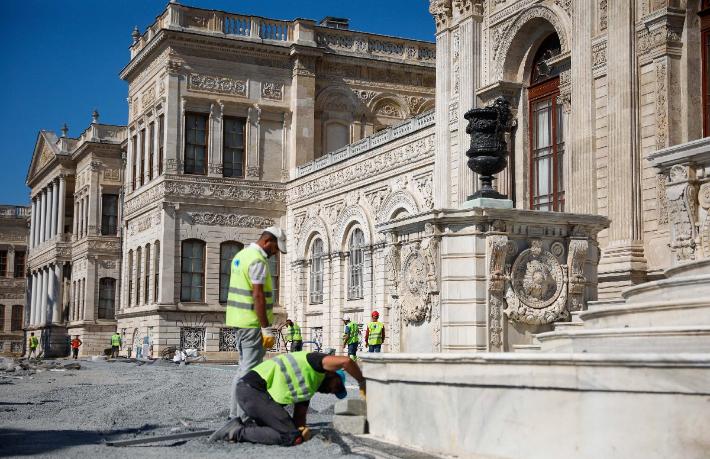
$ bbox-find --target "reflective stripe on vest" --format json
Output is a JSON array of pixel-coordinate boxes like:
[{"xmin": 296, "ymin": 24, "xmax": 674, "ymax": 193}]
[
  {"xmin": 225, "ymin": 246, "xmax": 274, "ymax": 328},
  {"xmin": 288, "ymin": 324, "xmax": 302, "ymax": 342},
  {"xmin": 111, "ymin": 335, "xmax": 121, "ymax": 346},
  {"xmin": 253, "ymin": 351, "xmax": 326, "ymax": 405},
  {"xmin": 346, "ymin": 322, "xmax": 359, "ymax": 344},
  {"xmin": 29, "ymin": 337, "xmax": 38, "ymax": 348},
  {"xmin": 367, "ymin": 322, "xmax": 384, "ymax": 345}
]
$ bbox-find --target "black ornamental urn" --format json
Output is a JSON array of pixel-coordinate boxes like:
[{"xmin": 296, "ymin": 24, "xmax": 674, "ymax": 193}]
[{"xmin": 463, "ymin": 97, "xmax": 513, "ymax": 200}]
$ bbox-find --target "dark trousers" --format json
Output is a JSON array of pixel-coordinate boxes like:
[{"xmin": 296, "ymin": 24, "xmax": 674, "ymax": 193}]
[
  {"xmin": 347, "ymin": 343, "xmax": 358, "ymax": 357},
  {"xmin": 290, "ymin": 341, "xmax": 303, "ymax": 352},
  {"xmin": 72, "ymin": 348, "xmax": 79, "ymax": 359},
  {"xmin": 236, "ymin": 381, "xmax": 300, "ymax": 446},
  {"xmin": 111, "ymin": 346, "xmax": 119, "ymax": 358},
  {"xmin": 368, "ymin": 344, "xmax": 382, "ymax": 352}
]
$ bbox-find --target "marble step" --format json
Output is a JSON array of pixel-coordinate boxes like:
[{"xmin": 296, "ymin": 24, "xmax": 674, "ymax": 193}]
[
  {"xmin": 664, "ymin": 258, "xmax": 710, "ymax": 279},
  {"xmin": 552, "ymin": 321, "xmax": 585, "ymax": 331},
  {"xmin": 535, "ymin": 325, "xmax": 710, "ymax": 354},
  {"xmin": 586, "ymin": 299, "xmax": 626, "ymax": 311},
  {"xmin": 620, "ymin": 274, "xmax": 710, "ymax": 304},
  {"xmin": 511, "ymin": 344, "xmax": 541, "ymax": 352},
  {"xmin": 578, "ymin": 298, "xmax": 710, "ymax": 329}
]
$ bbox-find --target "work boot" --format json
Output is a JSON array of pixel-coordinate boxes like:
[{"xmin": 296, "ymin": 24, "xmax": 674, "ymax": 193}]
[
  {"xmin": 209, "ymin": 417, "xmax": 243, "ymax": 442},
  {"xmin": 298, "ymin": 426, "xmax": 312, "ymax": 442}
]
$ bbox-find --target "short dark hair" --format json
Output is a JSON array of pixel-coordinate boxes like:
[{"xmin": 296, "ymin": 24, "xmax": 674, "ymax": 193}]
[{"xmin": 260, "ymin": 231, "xmax": 277, "ymax": 243}]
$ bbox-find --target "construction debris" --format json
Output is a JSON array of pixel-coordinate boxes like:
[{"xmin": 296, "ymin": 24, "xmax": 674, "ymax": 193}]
[{"xmin": 332, "ymin": 399, "xmax": 368, "ymax": 435}]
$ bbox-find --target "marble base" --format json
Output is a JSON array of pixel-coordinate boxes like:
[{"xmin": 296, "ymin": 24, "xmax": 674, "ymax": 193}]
[{"xmin": 461, "ymin": 197, "xmax": 513, "ymax": 209}]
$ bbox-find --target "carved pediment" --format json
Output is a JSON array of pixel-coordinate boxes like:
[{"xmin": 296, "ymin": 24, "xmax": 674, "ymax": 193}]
[{"xmin": 27, "ymin": 131, "xmax": 60, "ymax": 183}]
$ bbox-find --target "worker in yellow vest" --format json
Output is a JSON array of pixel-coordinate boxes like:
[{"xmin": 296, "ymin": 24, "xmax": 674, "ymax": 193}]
[
  {"xmin": 28, "ymin": 332, "xmax": 39, "ymax": 358},
  {"xmin": 226, "ymin": 226, "xmax": 287, "ymax": 421},
  {"xmin": 365, "ymin": 310, "xmax": 385, "ymax": 352},
  {"xmin": 284, "ymin": 319, "xmax": 303, "ymax": 352},
  {"xmin": 210, "ymin": 351, "xmax": 366, "ymax": 445},
  {"xmin": 342, "ymin": 316, "xmax": 360, "ymax": 360},
  {"xmin": 110, "ymin": 332, "xmax": 122, "ymax": 358}
]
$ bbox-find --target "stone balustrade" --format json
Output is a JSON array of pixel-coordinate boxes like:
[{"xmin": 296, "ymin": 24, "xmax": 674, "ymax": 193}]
[
  {"xmin": 650, "ymin": 136, "xmax": 710, "ymax": 265},
  {"xmin": 0, "ymin": 206, "xmax": 30, "ymax": 219}
]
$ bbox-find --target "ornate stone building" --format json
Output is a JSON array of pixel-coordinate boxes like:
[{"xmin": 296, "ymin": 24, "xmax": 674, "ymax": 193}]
[{"xmin": 0, "ymin": 206, "xmax": 29, "ymax": 356}]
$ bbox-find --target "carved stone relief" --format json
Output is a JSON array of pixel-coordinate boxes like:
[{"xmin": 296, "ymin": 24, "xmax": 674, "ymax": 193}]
[
  {"xmin": 666, "ymin": 166, "xmax": 698, "ymax": 262},
  {"xmin": 262, "ymin": 81, "xmax": 283, "ymax": 101},
  {"xmin": 187, "ymin": 73, "xmax": 247, "ymax": 97},
  {"xmin": 190, "ymin": 213, "xmax": 274, "ymax": 228}
]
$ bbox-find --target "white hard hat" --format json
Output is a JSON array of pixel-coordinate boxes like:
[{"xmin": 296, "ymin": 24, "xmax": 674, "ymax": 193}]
[
  {"xmin": 342, "ymin": 316, "xmax": 350, "ymax": 322},
  {"xmin": 264, "ymin": 226, "xmax": 287, "ymax": 254}
]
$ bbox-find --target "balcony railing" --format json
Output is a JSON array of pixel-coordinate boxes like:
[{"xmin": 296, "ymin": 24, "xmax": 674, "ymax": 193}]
[{"xmin": 0, "ymin": 206, "xmax": 30, "ymax": 219}]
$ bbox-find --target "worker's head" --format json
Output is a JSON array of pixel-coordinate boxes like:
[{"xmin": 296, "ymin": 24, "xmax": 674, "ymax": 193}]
[
  {"xmin": 74, "ymin": 335, "xmax": 79, "ymax": 339},
  {"xmin": 30, "ymin": 332, "xmax": 34, "ymax": 336},
  {"xmin": 371, "ymin": 311, "xmax": 379, "ymax": 319},
  {"xmin": 318, "ymin": 369, "xmax": 348, "ymax": 399},
  {"xmin": 258, "ymin": 226, "xmax": 287, "ymax": 257},
  {"xmin": 342, "ymin": 316, "xmax": 350, "ymax": 323},
  {"xmin": 286, "ymin": 319, "xmax": 293, "ymax": 326}
]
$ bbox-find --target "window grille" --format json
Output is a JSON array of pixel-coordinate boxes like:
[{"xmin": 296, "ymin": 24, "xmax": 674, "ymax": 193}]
[
  {"xmin": 347, "ymin": 229, "xmax": 365, "ymax": 299},
  {"xmin": 309, "ymin": 239, "xmax": 324, "ymax": 304}
]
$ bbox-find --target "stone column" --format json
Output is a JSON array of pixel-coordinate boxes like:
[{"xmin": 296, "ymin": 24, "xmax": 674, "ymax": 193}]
[
  {"xmin": 598, "ymin": 0, "xmax": 647, "ymax": 294},
  {"xmin": 29, "ymin": 199, "xmax": 36, "ymax": 249},
  {"xmin": 208, "ymin": 102, "xmax": 224, "ymax": 177},
  {"xmin": 39, "ymin": 188, "xmax": 46, "ymax": 243},
  {"xmin": 84, "ymin": 258, "xmax": 96, "ymax": 322},
  {"xmin": 6, "ymin": 247, "xmax": 14, "ymax": 279},
  {"xmin": 431, "ymin": 5, "xmax": 452, "ymax": 208},
  {"xmin": 288, "ymin": 53, "xmax": 317, "ymax": 172},
  {"xmin": 50, "ymin": 180, "xmax": 58, "ymax": 239},
  {"xmin": 89, "ymin": 164, "xmax": 100, "ymax": 235},
  {"xmin": 40, "ymin": 268, "xmax": 48, "ymax": 325},
  {"xmin": 52, "ymin": 264, "xmax": 62, "ymax": 324},
  {"xmin": 57, "ymin": 176, "xmax": 66, "ymax": 235},
  {"xmin": 72, "ymin": 199, "xmax": 78, "ymax": 238},
  {"xmin": 83, "ymin": 196, "xmax": 89, "ymax": 237},
  {"xmin": 29, "ymin": 272, "xmax": 37, "ymax": 325},
  {"xmin": 246, "ymin": 105, "xmax": 262, "ymax": 179},
  {"xmin": 158, "ymin": 203, "xmax": 176, "ymax": 304},
  {"xmin": 48, "ymin": 264, "xmax": 56, "ymax": 323}
]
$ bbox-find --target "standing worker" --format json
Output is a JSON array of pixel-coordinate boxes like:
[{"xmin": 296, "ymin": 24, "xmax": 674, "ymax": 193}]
[
  {"xmin": 284, "ymin": 319, "xmax": 303, "ymax": 352},
  {"xmin": 211, "ymin": 351, "xmax": 366, "ymax": 445},
  {"xmin": 365, "ymin": 311, "xmax": 385, "ymax": 352},
  {"xmin": 342, "ymin": 316, "xmax": 359, "ymax": 360},
  {"xmin": 226, "ymin": 226, "xmax": 287, "ymax": 421},
  {"xmin": 70, "ymin": 335, "xmax": 82, "ymax": 359},
  {"xmin": 28, "ymin": 332, "xmax": 39, "ymax": 358},
  {"xmin": 110, "ymin": 331, "xmax": 122, "ymax": 358}
]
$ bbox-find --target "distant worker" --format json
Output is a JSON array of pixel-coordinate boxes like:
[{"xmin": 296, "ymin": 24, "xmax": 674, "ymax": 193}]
[
  {"xmin": 211, "ymin": 351, "xmax": 366, "ymax": 446},
  {"xmin": 70, "ymin": 335, "xmax": 83, "ymax": 359},
  {"xmin": 342, "ymin": 316, "xmax": 359, "ymax": 360},
  {"xmin": 284, "ymin": 319, "xmax": 303, "ymax": 352},
  {"xmin": 226, "ymin": 226, "xmax": 287, "ymax": 421},
  {"xmin": 365, "ymin": 311, "xmax": 385, "ymax": 352},
  {"xmin": 111, "ymin": 331, "xmax": 122, "ymax": 358},
  {"xmin": 28, "ymin": 332, "xmax": 39, "ymax": 358}
]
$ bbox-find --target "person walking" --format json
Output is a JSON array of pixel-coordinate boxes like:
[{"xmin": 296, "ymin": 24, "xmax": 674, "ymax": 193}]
[
  {"xmin": 70, "ymin": 335, "xmax": 82, "ymax": 359},
  {"xmin": 284, "ymin": 319, "xmax": 303, "ymax": 352},
  {"xmin": 210, "ymin": 351, "xmax": 366, "ymax": 446},
  {"xmin": 28, "ymin": 332, "xmax": 39, "ymax": 358},
  {"xmin": 110, "ymin": 331, "xmax": 122, "ymax": 358},
  {"xmin": 226, "ymin": 226, "xmax": 287, "ymax": 420},
  {"xmin": 342, "ymin": 316, "xmax": 359, "ymax": 360},
  {"xmin": 365, "ymin": 310, "xmax": 385, "ymax": 352}
]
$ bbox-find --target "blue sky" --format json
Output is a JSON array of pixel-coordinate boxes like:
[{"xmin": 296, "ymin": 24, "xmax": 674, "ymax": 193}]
[{"xmin": 0, "ymin": 0, "xmax": 435, "ymax": 205}]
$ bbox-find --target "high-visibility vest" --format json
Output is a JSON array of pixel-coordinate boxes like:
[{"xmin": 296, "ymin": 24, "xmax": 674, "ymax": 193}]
[
  {"xmin": 253, "ymin": 351, "xmax": 326, "ymax": 405},
  {"xmin": 367, "ymin": 321, "xmax": 384, "ymax": 345},
  {"xmin": 111, "ymin": 334, "xmax": 121, "ymax": 346},
  {"xmin": 225, "ymin": 246, "xmax": 274, "ymax": 329},
  {"xmin": 345, "ymin": 322, "xmax": 359, "ymax": 344},
  {"xmin": 29, "ymin": 336, "xmax": 38, "ymax": 348},
  {"xmin": 287, "ymin": 323, "xmax": 302, "ymax": 342}
]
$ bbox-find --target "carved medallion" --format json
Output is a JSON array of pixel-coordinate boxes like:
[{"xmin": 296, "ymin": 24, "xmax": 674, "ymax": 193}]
[{"xmin": 400, "ymin": 250, "xmax": 430, "ymax": 324}]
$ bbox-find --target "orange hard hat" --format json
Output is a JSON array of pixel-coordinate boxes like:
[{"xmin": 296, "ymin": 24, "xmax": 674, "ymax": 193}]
[{"xmin": 371, "ymin": 310, "xmax": 379, "ymax": 318}]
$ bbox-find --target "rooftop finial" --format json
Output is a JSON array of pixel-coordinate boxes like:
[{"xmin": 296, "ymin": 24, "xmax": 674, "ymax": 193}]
[
  {"xmin": 132, "ymin": 25, "xmax": 140, "ymax": 44},
  {"xmin": 61, "ymin": 123, "xmax": 68, "ymax": 138},
  {"xmin": 92, "ymin": 109, "xmax": 99, "ymax": 124}
]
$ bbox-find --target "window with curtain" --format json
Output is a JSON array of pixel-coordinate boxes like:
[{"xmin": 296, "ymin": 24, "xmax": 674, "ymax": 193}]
[
  {"xmin": 13, "ymin": 251, "xmax": 25, "ymax": 278},
  {"xmin": 144, "ymin": 244, "xmax": 151, "ymax": 304},
  {"xmin": 219, "ymin": 241, "xmax": 244, "ymax": 303},
  {"xmin": 185, "ymin": 113, "xmax": 208, "ymax": 175},
  {"xmin": 528, "ymin": 34, "xmax": 564, "ymax": 212},
  {"xmin": 101, "ymin": 194, "xmax": 119, "ymax": 236},
  {"xmin": 98, "ymin": 278, "xmax": 116, "ymax": 319},
  {"xmin": 148, "ymin": 122, "xmax": 155, "ymax": 181},
  {"xmin": 223, "ymin": 117, "xmax": 246, "ymax": 178},
  {"xmin": 181, "ymin": 239, "xmax": 206, "ymax": 302},
  {"xmin": 136, "ymin": 247, "xmax": 142, "ymax": 305},
  {"xmin": 11, "ymin": 305, "xmax": 23, "ymax": 331},
  {"xmin": 347, "ymin": 228, "xmax": 365, "ymax": 300},
  {"xmin": 309, "ymin": 238, "xmax": 324, "ymax": 304}
]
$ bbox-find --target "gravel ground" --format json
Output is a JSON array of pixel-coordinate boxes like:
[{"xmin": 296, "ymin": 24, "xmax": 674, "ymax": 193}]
[{"xmin": 0, "ymin": 358, "xmax": 368, "ymax": 458}]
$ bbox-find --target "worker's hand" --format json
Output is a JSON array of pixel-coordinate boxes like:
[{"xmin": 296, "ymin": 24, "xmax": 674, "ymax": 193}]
[
  {"xmin": 261, "ymin": 327, "xmax": 275, "ymax": 349},
  {"xmin": 358, "ymin": 379, "xmax": 366, "ymax": 400}
]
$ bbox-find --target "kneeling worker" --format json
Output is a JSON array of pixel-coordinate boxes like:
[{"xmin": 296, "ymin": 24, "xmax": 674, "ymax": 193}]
[{"xmin": 211, "ymin": 351, "xmax": 366, "ymax": 446}]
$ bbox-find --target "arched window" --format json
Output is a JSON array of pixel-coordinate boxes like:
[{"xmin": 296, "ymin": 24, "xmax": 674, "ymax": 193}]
[
  {"xmin": 11, "ymin": 305, "xmax": 23, "ymax": 331},
  {"xmin": 325, "ymin": 122, "xmax": 350, "ymax": 153},
  {"xmin": 136, "ymin": 247, "xmax": 142, "ymax": 306},
  {"xmin": 144, "ymin": 244, "xmax": 151, "ymax": 304},
  {"xmin": 127, "ymin": 250, "xmax": 133, "ymax": 307},
  {"xmin": 98, "ymin": 278, "xmax": 116, "ymax": 319},
  {"xmin": 347, "ymin": 228, "xmax": 365, "ymax": 300},
  {"xmin": 309, "ymin": 238, "xmax": 324, "ymax": 304},
  {"xmin": 220, "ymin": 241, "xmax": 244, "ymax": 303},
  {"xmin": 181, "ymin": 239, "xmax": 206, "ymax": 302},
  {"xmin": 529, "ymin": 34, "xmax": 564, "ymax": 211},
  {"xmin": 154, "ymin": 241, "xmax": 160, "ymax": 303}
]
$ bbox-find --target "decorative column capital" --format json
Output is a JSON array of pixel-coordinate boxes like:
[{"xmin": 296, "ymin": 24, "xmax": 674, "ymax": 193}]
[{"xmin": 429, "ymin": 0, "xmax": 453, "ymax": 32}]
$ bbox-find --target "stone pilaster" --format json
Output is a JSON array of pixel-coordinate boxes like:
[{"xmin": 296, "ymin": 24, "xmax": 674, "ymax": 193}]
[
  {"xmin": 431, "ymin": 1, "xmax": 453, "ymax": 209},
  {"xmin": 50, "ymin": 180, "xmax": 58, "ymax": 239},
  {"xmin": 158, "ymin": 203, "xmax": 176, "ymax": 305},
  {"xmin": 246, "ymin": 105, "xmax": 261, "ymax": 179},
  {"xmin": 40, "ymin": 268, "xmax": 48, "ymax": 325},
  {"xmin": 57, "ymin": 175, "xmax": 66, "ymax": 235},
  {"xmin": 29, "ymin": 199, "xmax": 36, "ymax": 249},
  {"xmin": 39, "ymin": 188, "xmax": 46, "ymax": 243},
  {"xmin": 52, "ymin": 264, "xmax": 62, "ymax": 324},
  {"xmin": 289, "ymin": 52, "xmax": 317, "ymax": 171}
]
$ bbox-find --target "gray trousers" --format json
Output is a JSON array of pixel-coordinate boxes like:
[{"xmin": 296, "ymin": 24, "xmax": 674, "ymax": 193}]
[
  {"xmin": 230, "ymin": 327, "xmax": 266, "ymax": 418},
  {"xmin": 236, "ymin": 380, "xmax": 300, "ymax": 446}
]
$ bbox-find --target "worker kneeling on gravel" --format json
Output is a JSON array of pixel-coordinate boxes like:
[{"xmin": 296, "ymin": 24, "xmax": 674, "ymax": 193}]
[{"xmin": 211, "ymin": 351, "xmax": 366, "ymax": 446}]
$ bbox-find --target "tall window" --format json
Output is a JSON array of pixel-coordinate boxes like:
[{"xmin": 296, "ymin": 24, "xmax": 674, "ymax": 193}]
[
  {"xmin": 701, "ymin": 2, "xmax": 710, "ymax": 135},
  {"xmin": 148, "ymin": 122, "xmax": 155, "ymax": 181},
  {"xmin": 11, "ymin": 305, "xmax": 22, "ymax": 331},
  {"xmin": 13, "ymin": 251, "xmax": 25, "ymax": 278},
  {"xmin": 139, "ymin": 129, "xmax": 146, "ymax": 186},
  {"xmin": 127, "ymin": 250, "xmax": 133, "ymax": 307},
  {"xmin": 309, "ymin": 238, "xmax": 324, "ymax": 304},
  {"xmin": 158, "ymin": 115, "xmax": 165, "ymax": 175},
  {"xmin": 219, "ymin": 241, "xmax": 244, "ymax": 303},
  {"xmin": 0, "ymin": 251, "xmax": 6, "ymax": 277},
  {"xmin": 0, "ymin": 305, "xmax": 4, "ymax": 330},
  {"xmin": 154, "ymin": 241, "xmax": 160, "ymax": 302},
  {"xmin": 529, "ymin": 34, "xmax": 565, "ymax": 211},
  {"xmin": 185, "ymin": 113, "xmax": 208, "ymax": 175},
  {"xmin": 181, "ymin": 239, "xmax": 205, "ymax": 302},
  {"xmin": 98, "ymin": 278, "xmax": 116, "ymax": 319},
  {"xmin": 144, "ymin": 244, "xmax": 151, "ymax": 304},
  {"xmin": 101, "ymin": 194, "xmax": 119, "ymax": 235},
  {"xmin": 223, "ymin": 117, "xmax": 246, "ymax": 178},
  {"xmin": 347, "ymin": 228, "xmax": 365, "ymax": 300},
  {"xmin": 136, "ymin": 247, "xmax": 142, "ymax": 306},
  {"xmin": 132, "ymin": 135, "xmax": 138, "ymax": 190},
  {"xmin": 269, "ymin": 253, "xmax": 280, "ymax": 304}
]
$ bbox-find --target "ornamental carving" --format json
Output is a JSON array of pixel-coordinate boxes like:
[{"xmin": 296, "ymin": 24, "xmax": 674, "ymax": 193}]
[
  {"xmin": 666, "ymin": 178, "xmax": 698, "ymax": 262},
  {"xmin": 598, "ymin": 0, "xmax": 607, "ymax": 32},
  {"xmin": 429, "ymin": 0, "xmax": 452, "ymax": 31},
  {"xmin": 187, "ymin": 73, "xmax": 247, "ymax": 97},
  {"xmin": 567, "ymin": 239, "xmax": 588, "ymax": 312},
  {"xmin": 656, "ymin": 61, "xmax": 668, "ymax": 150},
  {"xmin": 487, "ymin": 235, "xmax": 509, "ymax": 350},
  {"xmin": 504, "ymin": 240, "xmax": 568, "ymax": 325},
  {"xmin": 190, "ymin": 213, "xmax": 274, "ymax": 228},
  {"xmin": 262, "ymin": 81, "xmax": 283, "ymax": 101},
  {"xmin": 383, "ymin": 236, "xmax": 401, "ymax": 297},
  {"xmin": 38, "ymin": 142, "xmax": 53, "ymax": 169},
  {"xmin": 657, "ymin": 173, "xmax": 669, "ymax": 225},
  {"xmin": 699, "ymin": 183, "xmax": 710, "ymax": 259},
  {"xmin": 103, "ymin": 169, "xmax": 121, "ymax": 182},
  {"xmin": 592, "ymin": 41, "xmax": 607, "ymax": 73},
  {"xmin": 164, "ymin": 181, "xmax": 286, "ymax": 204},
  {"xmin": 141, "ymin": 85, "xmax": 156, "ymax": 111},
  {"xmin": 400, "ymin": 248, "xmax": 430, "ymax": 323}
]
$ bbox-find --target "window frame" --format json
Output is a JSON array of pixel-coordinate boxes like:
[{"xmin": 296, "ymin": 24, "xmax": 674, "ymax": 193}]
[
  {"xmin": 184, "ymin": 112, "xmax": 209, "ymax": 175},
  {"xmin": 309, "ymin": 238, "xmax": 324, "ymax": 305},
  {"xmin": 144, "ymin": 244, "xmax": 151, "ymax": 305},
  {"xmin": 219, "ymin": 241, "xmax": 244, "ymax": 303},
  {"xmin": 136, "ymin": 247, "xmax": 142, "ymax": 306},
  {"xmin": 101, "ymin": 194, "xmax": 119, "ymax": 236},
  {"xmin": 131, "ymin": 135, "xmax": 138, "ymax": 190},
  {"xmin": 158, "ymin": 114, "xmax": 165, "ymax": 176},
  {"xmin": 11, "ymin": 305, "xmax": 23, "ymax": 331},
  {"xmin": 127, "ymin": 250, "xmax": 133, "ymax": 307},
  {"xmin": 139, "ymin": 128, "xmax": 146, "ymax": 186},
  {"xmin": 148, "ymin": 121, "xmax": 155, "ymax": 181},
  {"xmin": 223, "ymin": 116, "xmax": 246, "ymax": 178},
  {"xmin": 181, "ymin": 239, "xmax": 206, "ymax": 303},
  {"xmin": 347, "ymin": 228, "xmax": 365, "ymax": 300},
  {"xmin": 98, "ymin": 278, "xmax": 117, "ymax": 320},
  {"xmin": 13, "ymin": 251, "xmax": 25, "ymax": 278},
  {"xmin": 0, "ymin": 250, "xmax": 6, "ymax": 277}
]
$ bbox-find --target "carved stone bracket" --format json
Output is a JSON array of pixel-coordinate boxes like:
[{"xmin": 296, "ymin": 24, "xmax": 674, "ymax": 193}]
[
  {"xmin": 567, "ymin": 238, "xmax": 589, "ymax": 312},
  {"xmin": 487, "ymin": 234, "xmax": 509, "ymax": 351},
  {"xmin": 666, "ymin": 165, "xmax": 699, "ymax": 262}
]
